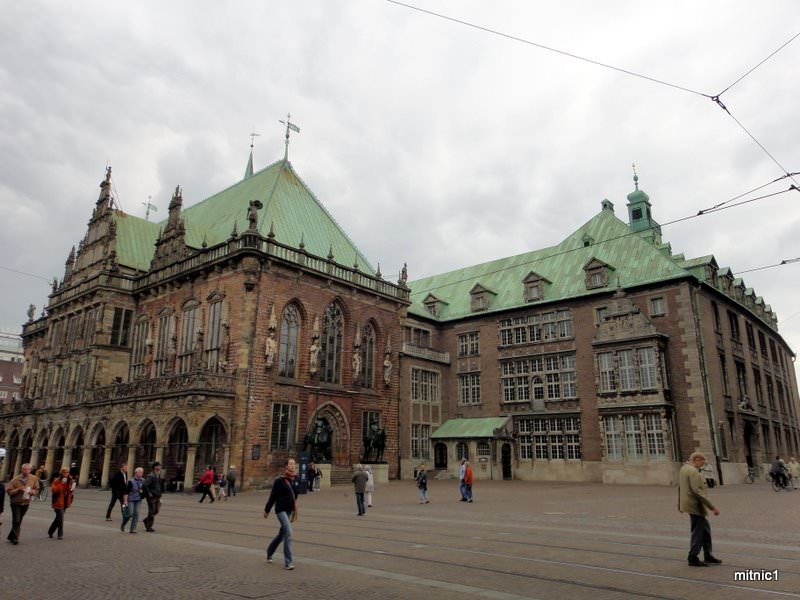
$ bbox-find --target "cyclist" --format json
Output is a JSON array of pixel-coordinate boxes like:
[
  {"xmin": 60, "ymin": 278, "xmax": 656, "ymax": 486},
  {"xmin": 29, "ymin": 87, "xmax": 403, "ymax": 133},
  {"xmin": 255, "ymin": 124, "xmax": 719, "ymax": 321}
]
[{"xmin": 770, "ymin": 455, "xmax": 789, "ymax": 489}]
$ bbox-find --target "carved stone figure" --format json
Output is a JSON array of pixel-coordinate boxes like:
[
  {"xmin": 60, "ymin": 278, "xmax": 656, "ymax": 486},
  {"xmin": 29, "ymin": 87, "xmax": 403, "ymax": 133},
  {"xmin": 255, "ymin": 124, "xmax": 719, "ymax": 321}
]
[
  {"xmin": 144, "ymin": 338, "xmax": 154, "ymax": 378},
  {"xmin": 383, "ymin": 355, "xmax": 393, "ymax": 386},
  {"xmin": 26, "ymin": 304, "xmax": 36, "ymax": 322},
  {"xmin": 399, "ymin": 262, "xmax": 408, "ymax": 286},
  {"xmin": 352, "ymin": 350, "xmax": 362, "ymax": 383},
  {"xmin": 265, "ymin": 330, "xmax": 277, "ymax": 369},
  {"xmin": 166, "ymin": 334, "xmax": 178, "ymax": 374},
  {"xmin": 219, "ymin": 322, "xmax": 230, "ymax": 372},
  {"xmin": 193, "ymin": 328, "xmax": 206, "ymax": 370},
  {"xmin": 247, "ymin": 201, "xmax": 259, "ymax": 230},
  {"xmin": 309, "ymin": 339, "xmax": 320, "ymax": 375}
]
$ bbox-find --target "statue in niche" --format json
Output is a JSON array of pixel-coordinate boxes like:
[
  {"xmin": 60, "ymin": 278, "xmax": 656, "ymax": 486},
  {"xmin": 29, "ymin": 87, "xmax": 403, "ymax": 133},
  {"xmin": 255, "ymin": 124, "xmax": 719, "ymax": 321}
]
[
  {"xmin": 193, "ymin": 328, "xmax": 205, "ymax": 370},
  {"xmin": 352, "ymin": 323, "xmax": 362, "ymax": 382},
  {"xmin": 144, "ymin": 338, "xmax": 154, "ymax": 378},
  {"xmin": 382, "ymin": 336, "xmax": 392, "ymax": 386},
  {"xmin": 166, "ymin": 333, "xmax": 178, "ymax": 374},
  {"xmin": 265, "ymin": 330, "xmax": 277, "ymax": 369},
  {"xmin": 309, "ymin": 316, "xmax": 321, "ymax": 375},
  {"xmin": 218, "ymin": 322, "xmax": 230, "ymax": 372}
]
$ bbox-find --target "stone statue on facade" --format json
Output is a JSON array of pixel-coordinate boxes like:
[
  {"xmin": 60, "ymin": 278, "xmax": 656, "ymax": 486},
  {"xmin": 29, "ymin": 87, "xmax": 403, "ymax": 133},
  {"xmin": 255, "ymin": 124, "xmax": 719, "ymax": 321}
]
[
  {"xmin": 352, "ymin": 322, "xmax": 362, "ymax": 382},
  {"xmin": 219, "ymin": 322, "xmax": 231, "ymax": 372},
  {"xmin": 247, "ymin": 199, "xmax": 262, "ymax": 231},
  {"xmin": 192, "ymin": 327, "xmax": 206, "ymax": 371},
  {"xmin": 144, "ymin": 338, "xmax": 154, "ymax": 378},
  {"xmin": 309, "ymin": 316, "xmax": 321, "ymax": 375},
  {"xmin": 26, "ymin": 304, "xmax": 36, "ymax": 323},
  {"xmin": 265, "ymin": 330, "xmax": 277, "ymax": 369},
  {"xmin": 382, "ymin": 337, "xmax": 392, "ymax": 386},
  {"xmin": 398, "ymin": 262, "xmax": 408, "ymax": 286},
  {"xmin": 166, "ymin": 333, "xmax": 178, "ymax": 374}
]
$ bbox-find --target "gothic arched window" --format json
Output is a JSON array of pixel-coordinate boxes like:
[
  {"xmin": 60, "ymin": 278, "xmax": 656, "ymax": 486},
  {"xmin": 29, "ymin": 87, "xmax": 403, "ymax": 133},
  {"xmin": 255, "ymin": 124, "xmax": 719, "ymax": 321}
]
[
  {"xmin": 361, "ymin": 323, "xmax": 376, "ymax": 388},
  {"xmin": 320, "ymin": 302, "xmax": 344, "ymax": 384},
  {"xmin": 279, "ymin": 304, "xmax": 300, "ymax": 378}
]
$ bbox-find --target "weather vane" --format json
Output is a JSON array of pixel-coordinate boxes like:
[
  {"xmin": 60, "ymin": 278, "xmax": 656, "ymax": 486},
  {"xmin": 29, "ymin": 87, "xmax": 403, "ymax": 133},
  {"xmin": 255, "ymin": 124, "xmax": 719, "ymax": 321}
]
[
  {"xmin": 142, "ymin": 195, "xmax": 158, "ymax": 221},
  {"xmin": 250, "ymin": 130, "xmax": 260, "ymax": 149},
  {"xmin": 278, "ymin": 113, "xmax": 300, "ymax": 160}
]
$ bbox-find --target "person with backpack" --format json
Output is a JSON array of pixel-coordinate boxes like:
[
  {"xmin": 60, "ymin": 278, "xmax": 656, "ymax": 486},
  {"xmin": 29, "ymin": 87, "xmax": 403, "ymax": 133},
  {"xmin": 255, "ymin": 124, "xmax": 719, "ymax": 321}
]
[{"xmin": 415, "ymin": 464, "xmax": 430, "ymax": 504}]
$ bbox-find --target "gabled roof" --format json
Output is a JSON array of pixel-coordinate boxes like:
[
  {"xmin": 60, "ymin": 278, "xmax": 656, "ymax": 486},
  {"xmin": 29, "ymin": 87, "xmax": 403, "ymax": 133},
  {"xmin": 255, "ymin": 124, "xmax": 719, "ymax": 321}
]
[
  {"xmin": 407, "ymin": 207, "xmax": 691, "ymax": 320},
  {"xmin": 111, "ymin": 159, "xmax": 373, "ymax": 275}
]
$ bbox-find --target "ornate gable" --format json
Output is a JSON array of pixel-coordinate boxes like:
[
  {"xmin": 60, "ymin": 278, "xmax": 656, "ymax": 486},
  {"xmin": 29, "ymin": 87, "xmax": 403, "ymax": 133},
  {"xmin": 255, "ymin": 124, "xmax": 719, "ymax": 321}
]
[
  {"xmin": 593, "ymin": 287, "xmax": 658, "ymax": 344},
  {"xmin": 150, "ymin": 186, "xmax": 191, "ymax": 271}
]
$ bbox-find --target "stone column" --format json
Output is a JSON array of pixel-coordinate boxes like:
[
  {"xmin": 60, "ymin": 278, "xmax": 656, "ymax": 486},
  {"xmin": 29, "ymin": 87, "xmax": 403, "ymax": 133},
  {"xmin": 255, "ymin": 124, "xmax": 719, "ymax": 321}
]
[
  {"xmin": 61, "ymin": 447, "xmax": 73, "ymax": 473},
  {"xmin": 155, "ymin": 445, "xmax": 165, "ymax": 466},
  {"xmin": 222, "ymin": 445, "xmax": 231, "ymax": 473},
  {"xmin": 13, "ymin": 446, "xmax": 23, "ymax": 476},
  {"xmin": 0, "ymin": 453, "xmax": 8, "ymax": 480},
  {"xmin": 127, "ymin": 446, "xmax": 137, "ymax": 475},
  {"xmin": 30, "ymin": 448, "xmax": 40, "ymax": 471},
  {"xmin": 183, "ymin": 445, "xmax": 197, "ymax": 492},
  {"xmin": 100, "ymin": 446, "xmax": 113, "ymax": 488},
  {"xmin": 44, "ymin": 447, "xmax": 56, "ymax": 481},
  {"xmin": 79, "ymin": 446, "xmax": 92, "ymax": 487}
]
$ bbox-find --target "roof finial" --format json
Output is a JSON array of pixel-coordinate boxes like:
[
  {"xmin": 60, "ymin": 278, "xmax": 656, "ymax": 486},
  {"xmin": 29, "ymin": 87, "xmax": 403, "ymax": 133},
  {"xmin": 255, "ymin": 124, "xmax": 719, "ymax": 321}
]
[
  {"xmin": 327, "ymin": 244, "xmax": 334, "ymax": 261},
  {"xmin": 278, "ymin": 113, "xmax": 300, "ymax": 161},
  {"xmin": 299, "ymin": 232, "xmax": 305, "ymax": 250},
  {"xmin": 245, "ymin": 130, "xmax": 259, "ymax": 179},
  {"xmin": 632, "ymin": 162, "xmax": 639, "ymax": 190}
]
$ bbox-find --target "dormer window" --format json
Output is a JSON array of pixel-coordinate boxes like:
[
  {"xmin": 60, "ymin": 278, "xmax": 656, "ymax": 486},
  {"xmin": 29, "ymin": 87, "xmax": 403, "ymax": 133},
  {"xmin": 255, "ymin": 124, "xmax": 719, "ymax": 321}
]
[
  {"xmin": 422, "ymin": 293, "xmax": 447, "ymax": 317},
  {"xmin": 522, "ymin": 271, "xmax": 550, "ymax": 303},
  {"xmin": 583, "ymin": 258, "xmax": 614, "ymax": 290},
  {"xmin": 469, "ymin": 283, "xmax": 496, "ymax": 313}
]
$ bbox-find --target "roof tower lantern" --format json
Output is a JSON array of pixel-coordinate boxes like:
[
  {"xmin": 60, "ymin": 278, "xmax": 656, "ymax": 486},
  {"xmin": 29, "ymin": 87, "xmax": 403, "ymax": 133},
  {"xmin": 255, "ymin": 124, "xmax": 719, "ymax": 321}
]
[{"xmin": 626, "ymin": 164, "xmax": 661, "ymax": 242}]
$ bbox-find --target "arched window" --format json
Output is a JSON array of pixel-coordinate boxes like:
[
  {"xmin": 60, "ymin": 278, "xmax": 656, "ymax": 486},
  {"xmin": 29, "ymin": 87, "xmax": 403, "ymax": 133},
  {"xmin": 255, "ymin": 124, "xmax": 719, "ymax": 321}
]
[
  {"xmin": 532, "ymin": 376, "xmax": 544, "ymax": 400},
  {"xmin": 279, "ymin": 304, "xmax": 300, "ymax": 378},
  {"xmin": 361, "ymin": 323, "xmax": 376, "ymax": 388},
  {"xmin": 320, "ymin": 302, "xmax": 344, "ymax": 384},
  {"xmin": 456, "ymin": 442, "xmax": 469, "ymax": 460}
]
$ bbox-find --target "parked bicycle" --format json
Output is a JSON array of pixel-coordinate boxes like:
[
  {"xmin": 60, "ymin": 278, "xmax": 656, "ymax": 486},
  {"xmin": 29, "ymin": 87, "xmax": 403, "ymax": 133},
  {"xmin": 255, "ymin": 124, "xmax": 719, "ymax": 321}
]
[{"xmin": 745, "ymin": 464, "xmax": 759, "ymax": 484}]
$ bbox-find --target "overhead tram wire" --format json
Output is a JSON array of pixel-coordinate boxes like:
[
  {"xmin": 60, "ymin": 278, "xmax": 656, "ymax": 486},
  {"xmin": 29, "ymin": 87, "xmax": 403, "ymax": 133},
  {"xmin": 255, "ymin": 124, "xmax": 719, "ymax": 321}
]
[
  {"xmin": 735, "ymin": 257, "xmax": 800, "ymax": 275},
  {"xmin": 411, "ymin": 183, "xmax": 797, "ymax": 297},
  {"xmin": 700, "ymin": 172, "xmax": 799, "ymax": 212},
  {"xmin": 385, "ymin": 0, "xmax": 799, "ymax": 187},
  {"xmin": 716, "ymin": 30, "xmax": 800, "ymax": 96},
  {"xmin": 0, "ymin": 265, "xmax": 52, "ymax": 283},
  {"xmin": 383, "ymin": 0, "xmax": 710, "ymax": 99}
]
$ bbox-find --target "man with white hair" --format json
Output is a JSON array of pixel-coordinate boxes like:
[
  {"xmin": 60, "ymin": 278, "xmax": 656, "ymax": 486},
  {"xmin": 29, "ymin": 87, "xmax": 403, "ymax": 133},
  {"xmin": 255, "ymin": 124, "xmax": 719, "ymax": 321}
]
[
  {"xmin": 351, "ymin": 464, "xmax": 368, "ymax": 516},
  {"xmin": 5, "ymin": 463, "xmax": 40, "ymax": 545},
  {"xmin": 678, "ymin": 451, "xmax": 721, "ymax": 567}
]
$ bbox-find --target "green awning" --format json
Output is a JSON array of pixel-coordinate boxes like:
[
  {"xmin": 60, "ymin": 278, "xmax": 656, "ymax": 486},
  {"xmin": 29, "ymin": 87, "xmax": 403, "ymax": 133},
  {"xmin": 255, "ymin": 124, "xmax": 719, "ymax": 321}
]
[{"xmin": 431, "ymin": 417, "xmax": 510, "ymax": 439}]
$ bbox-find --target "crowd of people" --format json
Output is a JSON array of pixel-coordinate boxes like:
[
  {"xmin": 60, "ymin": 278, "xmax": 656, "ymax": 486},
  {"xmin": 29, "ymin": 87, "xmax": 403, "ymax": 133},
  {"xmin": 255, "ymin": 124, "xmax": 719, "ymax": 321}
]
[{"xmin": 6, "ymin": 452, "xmax": 796, "ymax": 574}]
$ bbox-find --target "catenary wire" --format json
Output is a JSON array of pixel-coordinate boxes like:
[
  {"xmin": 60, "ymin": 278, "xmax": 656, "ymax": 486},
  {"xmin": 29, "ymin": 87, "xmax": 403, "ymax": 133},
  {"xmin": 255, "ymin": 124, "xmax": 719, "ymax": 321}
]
[
  {"xmin": 716, "ymin": 30, "xmax": 800, "ymax": 96},
  {"xmin": 735, "ymin": 257, "xmax": 800, "ymax": 275},
  {"xmin": 385, "ymin": 1, "xmax": 799, "ymax": 188},
  {"xmin": 0, "ymin": 265, "xmax": 51, "ymax": 282},
  {"xmin": 383, "ymin": 0, "xmax": 710, "ymax": 98}
]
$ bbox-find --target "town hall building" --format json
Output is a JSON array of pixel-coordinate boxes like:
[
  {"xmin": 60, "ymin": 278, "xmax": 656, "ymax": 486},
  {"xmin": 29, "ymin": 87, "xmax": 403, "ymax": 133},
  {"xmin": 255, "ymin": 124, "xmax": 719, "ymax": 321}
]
[{"xmin": 0, "ymin": 150, "xmax": 797, "ymax": 488}]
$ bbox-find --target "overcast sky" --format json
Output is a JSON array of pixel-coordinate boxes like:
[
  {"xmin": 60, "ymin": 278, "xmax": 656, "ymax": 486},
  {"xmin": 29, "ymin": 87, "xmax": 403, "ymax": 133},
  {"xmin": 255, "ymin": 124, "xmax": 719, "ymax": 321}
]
[{"xmin": 1, "ymin": 1, "xmax": 798, "ymax": 373}]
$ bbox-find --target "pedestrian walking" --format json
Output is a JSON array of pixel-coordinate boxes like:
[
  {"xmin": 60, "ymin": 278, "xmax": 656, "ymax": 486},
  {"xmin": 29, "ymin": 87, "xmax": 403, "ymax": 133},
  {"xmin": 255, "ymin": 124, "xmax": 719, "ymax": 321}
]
[
  {"xmin": 463, "ymin": 460, "xmax": 474, "ymax": 503},
  {"xmin": 6, "ymin": 463, "xmax": 41, "ymax": 545},
  {"xmin": 48, "ymin": 469, "xmax": 74, "ymax": 539},
  {"xmin": 365, "ymin": 465, "xmax": 374, "ymax": 507},
  {"xmin": 415, "ymin": 464, "xmax": 430, "ymax": 504},
  {"xmin": 106, "ymin": 462, "xmax": 128, "ymax": 521},
  {"xmin": 306, "ymin": 462, "xmax": 318, "ymax": 493},
  {"xmin": 227, "ymin": 465, "xmax": 237, "ymax": 497},
  {"xmin": 678, "ymin": 451, "xmax": 721, "ymax": 567},
  {"xmin": 787, "ymin": 457, "xmax": 800, "ymax": 490},
  {"xmin": 198, "ymin": 466, "xmax": 216, "ymax": 503},
  {"xmin": 352, "ymin": 464, "xmax": 368, "ymax": 515},
  {"xmin": 142, "ymin": 462, "xmax": 164, "ymax": 532},
  {"xmin": 264, "ymin": 458, "xmax": 298, "ymax": 570},
  {"xmin": 217, "ymin": 473, "xmax": 228, "ymax": 501},
  {"xmin": 122, "ymin": 467, "xmax": 145, "ymax": 533},
  {"xmin": 459, "ymin": 458, "xmax": 468, "ymax": 501},
  {"xmin": 0, "ymin": 480, "xmax": 6, "ymax": 537}
]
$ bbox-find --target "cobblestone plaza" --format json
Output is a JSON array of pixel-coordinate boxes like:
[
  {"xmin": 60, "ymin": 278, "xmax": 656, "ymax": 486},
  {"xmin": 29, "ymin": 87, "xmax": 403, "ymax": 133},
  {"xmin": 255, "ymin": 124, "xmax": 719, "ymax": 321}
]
[{"xmin": 2, "ymin": 479, "xmax": 798, "ymax": 599}]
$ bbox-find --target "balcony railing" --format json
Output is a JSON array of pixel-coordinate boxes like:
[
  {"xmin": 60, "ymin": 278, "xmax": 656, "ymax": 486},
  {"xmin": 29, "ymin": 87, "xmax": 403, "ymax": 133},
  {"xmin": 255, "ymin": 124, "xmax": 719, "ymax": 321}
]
[
  {"xmin": 401, "ymin": 343, "xmax": 450, "ymax": 364},
  {"xmin": 90, "ymin": 372, "xmax": 236, "ymax": 403}
]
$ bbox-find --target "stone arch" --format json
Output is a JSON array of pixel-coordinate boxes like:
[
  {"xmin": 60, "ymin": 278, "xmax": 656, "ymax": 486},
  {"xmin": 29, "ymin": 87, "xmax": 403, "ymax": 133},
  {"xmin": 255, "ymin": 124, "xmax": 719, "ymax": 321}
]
[
  {"xmin": 50, "ymin": 427, "xmax": 67, "ymax": 474},
  {"xmin": 311, "ymin": 402, "xmax": 351, "ymax": 466},
  {"xmin": 110, "ymin": 421, "xmax": 130, "ymax": 468},
  {"xmin": 67, "ymin": 426, "xmax": 86, "ymax": 474},
  {"xmin": 89, "ymin": 423, "xmax": 107, "ymax": 484},
  {"xmin": 136, "ymin": 419, "xmax": 157, "ymax": 467},
  {"xmin": 6, "ymin": 429, "xmax": 21, "ymax": 475},
  {"xmin": 196, "ymin": 415, "xmax": 227, "ymax": 476},
  {"xmin": 164, "ymin": 417, "xmax": 189, "ymax": 479}
]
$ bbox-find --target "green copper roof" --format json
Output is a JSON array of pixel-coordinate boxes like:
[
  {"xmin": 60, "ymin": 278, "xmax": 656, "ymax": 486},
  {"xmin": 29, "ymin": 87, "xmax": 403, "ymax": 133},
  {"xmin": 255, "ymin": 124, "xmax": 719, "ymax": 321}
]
[
  {"xmin": 179, "ymin": 159, "xmax": 374, "ymax": 273},
  {"xmin": 111, "ymin": 159, "xmax": 374, "ymax": 275},
  {"xmin": 431, "ymin": 417, "xmax": 510, "ymax": 439},
  {"xmin": 112, "ymin": 212, "xmax": 161, "ymax": 272},
  {"xmin": 407, "ymin": 206, "xmax": 690, "ymax": 320}
]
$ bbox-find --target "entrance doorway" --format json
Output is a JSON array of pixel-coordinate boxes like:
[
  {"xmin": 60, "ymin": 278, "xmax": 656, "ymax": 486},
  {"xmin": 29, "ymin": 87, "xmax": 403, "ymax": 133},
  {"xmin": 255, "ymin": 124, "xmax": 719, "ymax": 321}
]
[
  {"xmin": 501, "ymin": 443, "xmax": 512, "ymax": 480},
  {"xmin": 434, "ymin": 443, "xmax": 448, "ymax": 470}
]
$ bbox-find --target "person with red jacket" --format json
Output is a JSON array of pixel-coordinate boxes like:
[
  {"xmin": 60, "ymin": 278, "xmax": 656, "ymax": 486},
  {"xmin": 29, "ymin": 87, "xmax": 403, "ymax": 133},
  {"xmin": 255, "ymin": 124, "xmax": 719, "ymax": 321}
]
[
  {"xmin": 48, "ymin": 469, "xmax": 74, "ymax": 539},
  {"xmin": 198, "ymin": 466, "xmax": 216, "ymax": 503},
  {"xmin": 463, "ymin": 460, "xmax": 474, "ymax": 503}
]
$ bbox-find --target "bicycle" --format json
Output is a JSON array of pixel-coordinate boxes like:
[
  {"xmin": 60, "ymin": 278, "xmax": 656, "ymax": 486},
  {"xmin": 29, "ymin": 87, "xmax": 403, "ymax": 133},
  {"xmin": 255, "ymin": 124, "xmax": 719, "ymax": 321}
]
[
  {"xmin": 766, "ymin": 471, "xmax": 791, "ymax": 492},
  {"xmin": 34, "ymin": 481, "xmax": 49, "ymax": 502},
  {"xmin": 745, "ymin": 464, "xmax": 759, "ymax": 484}
]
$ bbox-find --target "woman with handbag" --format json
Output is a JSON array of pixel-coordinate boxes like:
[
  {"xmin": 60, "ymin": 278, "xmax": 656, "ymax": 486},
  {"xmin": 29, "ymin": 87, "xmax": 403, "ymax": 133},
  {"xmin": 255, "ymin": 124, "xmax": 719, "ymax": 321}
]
[
  {"xmin": 47, "ymin": 468, "xmax": 74, "ymax": 539},
  {"xmin": 264, "ymin": 458, "xmax": 298, "ymax": 570}
]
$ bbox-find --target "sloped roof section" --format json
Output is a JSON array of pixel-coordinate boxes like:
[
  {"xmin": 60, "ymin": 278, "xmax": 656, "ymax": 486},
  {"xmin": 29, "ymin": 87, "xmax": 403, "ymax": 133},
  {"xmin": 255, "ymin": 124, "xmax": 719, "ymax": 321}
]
[
  {"xmin": 111, "ymin": 159, "xmax": 374, "ymax": 275},
  {"xmin": 178, "ymin": 159, "xmax": 374, "ymax": 274},
  {"xmin": 112, "ymin": 212, "xmax": 161, "ymax": 271},
  {"xmin": 407, "ymin": 207, "xmax": 691, "ymax": 320},
  {"xmin": 431, "ymin": 417, "xmax": 510, "ymax": 439}
]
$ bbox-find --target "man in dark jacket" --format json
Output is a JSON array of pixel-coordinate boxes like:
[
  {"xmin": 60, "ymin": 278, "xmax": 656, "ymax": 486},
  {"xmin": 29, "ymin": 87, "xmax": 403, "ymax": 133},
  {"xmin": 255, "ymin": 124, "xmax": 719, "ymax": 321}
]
[
  {"xmin": 105, "ymin": 462, "xmax": 128, "ymax": 521},
  {"xmin": 351, "ymin": 464, "xmax": 368, "ymax": 516},
  {"xmin": 142, "ymin": 462, "xmax": 164, "ymax": 532}
]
